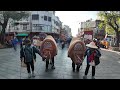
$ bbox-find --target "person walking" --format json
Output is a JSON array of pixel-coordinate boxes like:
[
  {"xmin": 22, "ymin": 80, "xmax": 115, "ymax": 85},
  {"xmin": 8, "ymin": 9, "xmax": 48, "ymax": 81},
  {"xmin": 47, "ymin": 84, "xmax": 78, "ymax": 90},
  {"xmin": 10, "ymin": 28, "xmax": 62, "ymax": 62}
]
[
  {"xmin": 19, "ymin": 38, "xmax": 23, "ymax": 49},
  {"xmin": 12, "ymin": 37, "xmax": 18, "ymax": 51},
  {"xmin": 42, "ymin": 55, "xmax": 55, "ymax": 72},
  {"xmin": 20, "ymin": 39, "xmax": 41, "ymax": 78},
  {"xmin": 83, "ymin": 41, "xmax": 101, "ymax": 79},
  {"xmin": 61, "ymin": 41, "xmax": 65, "ymax": 49},
  {"xmin": 93, "ymin": 39, "xmax": 100, "ymax": 49}
]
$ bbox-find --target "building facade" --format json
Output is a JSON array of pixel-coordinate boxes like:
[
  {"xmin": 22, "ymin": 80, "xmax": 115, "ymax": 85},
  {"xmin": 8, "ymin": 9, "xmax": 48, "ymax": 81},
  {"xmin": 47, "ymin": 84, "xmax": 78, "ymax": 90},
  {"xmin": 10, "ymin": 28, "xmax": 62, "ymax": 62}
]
[
  {"xmin": 31, "ymin": 11, "xmax": 53, "ymax": 33},
  {"xmin": 60, "ymin": 25, "xmax": 72, "ymax": 41},
  {"xmin": 6, "ymin": 14, "xmax": 31, "ymax": 33},
  {"xmin": 80, "ymin": 19, "xmax": 105, "ymax": 40},
  {"xmin": 6, "ymin": 11, "xmax": 62, "ymax": 38},
  {"xmin": 63, "ymin": 25, "xmax": 72, "ymax": 37},
  {"xmin": 52, "ymin": 15, "xmax": 62, "ymax": 34}
]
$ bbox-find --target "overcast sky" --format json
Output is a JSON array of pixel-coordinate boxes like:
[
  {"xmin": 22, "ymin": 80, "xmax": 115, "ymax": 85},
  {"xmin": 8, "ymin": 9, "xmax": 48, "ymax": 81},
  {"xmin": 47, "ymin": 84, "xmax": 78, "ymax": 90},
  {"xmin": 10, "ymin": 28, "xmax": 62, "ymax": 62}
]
[{"xmin": 55, "ymin": 11, "xmax": 98, "ymax": 36}]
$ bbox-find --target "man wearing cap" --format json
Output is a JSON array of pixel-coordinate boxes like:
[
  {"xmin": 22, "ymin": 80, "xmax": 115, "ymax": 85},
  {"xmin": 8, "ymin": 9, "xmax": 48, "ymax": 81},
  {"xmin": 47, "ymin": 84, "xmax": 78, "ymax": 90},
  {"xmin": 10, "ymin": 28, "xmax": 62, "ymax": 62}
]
[{"xmin": 83, "ymin": 41, "xmax": 101, "ymax": 79}]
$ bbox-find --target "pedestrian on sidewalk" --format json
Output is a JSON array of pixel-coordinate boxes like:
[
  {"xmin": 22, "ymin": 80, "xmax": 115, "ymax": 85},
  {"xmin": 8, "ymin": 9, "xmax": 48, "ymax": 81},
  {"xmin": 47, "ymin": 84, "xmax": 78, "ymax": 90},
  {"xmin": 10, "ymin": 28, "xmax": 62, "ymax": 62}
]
[
  {"xmin": 12, "ymin": 37, "xmax": 18, "ymax": 51},
  {"xmin": 20, "ymin": 39, "xmax": 41, "ymax": 78},
  {"xmin": 83, "ymin": 41, "xmax": 101, "ymax": 79}
]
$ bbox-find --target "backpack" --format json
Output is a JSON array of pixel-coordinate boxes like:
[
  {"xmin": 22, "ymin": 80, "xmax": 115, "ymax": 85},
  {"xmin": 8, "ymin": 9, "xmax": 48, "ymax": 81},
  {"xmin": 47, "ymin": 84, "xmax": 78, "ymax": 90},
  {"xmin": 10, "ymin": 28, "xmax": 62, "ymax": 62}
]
[
  {"xmin": 23, "ymin": 45, "xmax": 34, "ymax": 62},
  {"xmin": 87, "ymin": 49, "xmax": 100, "ymax": 66},
  {"xmin": 88, "ymin": 50, "xmax": 95, "ymax": 62}
]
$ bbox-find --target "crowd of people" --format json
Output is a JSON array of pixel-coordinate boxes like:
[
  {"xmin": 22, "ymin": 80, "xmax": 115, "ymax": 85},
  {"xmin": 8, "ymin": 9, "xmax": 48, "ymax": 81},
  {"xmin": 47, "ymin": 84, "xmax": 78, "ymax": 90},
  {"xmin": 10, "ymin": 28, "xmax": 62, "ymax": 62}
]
[{"xmin": 8, "ymin": 35, "xmax": 101, "ymax": 79}]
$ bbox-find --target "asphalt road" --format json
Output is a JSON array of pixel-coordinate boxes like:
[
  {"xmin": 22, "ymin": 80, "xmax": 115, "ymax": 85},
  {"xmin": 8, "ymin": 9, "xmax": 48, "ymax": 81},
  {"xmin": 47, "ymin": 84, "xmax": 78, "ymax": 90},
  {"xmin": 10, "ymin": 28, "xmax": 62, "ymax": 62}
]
[{"xmin": 0, "ymin": 45, "xmax": 120, "ymax": 79}]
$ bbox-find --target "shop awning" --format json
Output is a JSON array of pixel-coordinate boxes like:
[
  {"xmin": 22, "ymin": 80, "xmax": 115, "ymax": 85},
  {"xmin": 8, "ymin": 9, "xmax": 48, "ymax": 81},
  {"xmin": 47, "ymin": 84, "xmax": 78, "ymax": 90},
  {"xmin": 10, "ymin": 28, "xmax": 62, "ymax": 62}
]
[{"xmin": 16, "ymin": 33, "xmax": 28, "ymax": 36}]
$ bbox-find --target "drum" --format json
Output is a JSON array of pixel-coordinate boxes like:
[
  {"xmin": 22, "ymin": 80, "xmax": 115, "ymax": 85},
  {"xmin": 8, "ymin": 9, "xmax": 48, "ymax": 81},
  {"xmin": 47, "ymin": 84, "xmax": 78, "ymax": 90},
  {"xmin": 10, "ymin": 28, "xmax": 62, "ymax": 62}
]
[
  {"xmin": 40, "ymin": 35, "xmax": 57, "ymax": 59},
  {"xmin": 68, "ymin": 37, "xmax": 86, "ymax": 65}
]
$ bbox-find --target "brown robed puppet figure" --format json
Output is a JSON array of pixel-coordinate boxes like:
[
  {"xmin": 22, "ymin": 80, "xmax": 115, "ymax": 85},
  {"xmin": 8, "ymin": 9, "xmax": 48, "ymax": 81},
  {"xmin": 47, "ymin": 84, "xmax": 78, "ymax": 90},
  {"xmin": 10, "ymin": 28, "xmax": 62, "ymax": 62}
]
[
  {"xmin": 68, "ymin": 37, "xmax": 86, "ymax": 72},
  {"xmin": 40, "ymin": 35, "xmax": 58, "ymax": 71}
]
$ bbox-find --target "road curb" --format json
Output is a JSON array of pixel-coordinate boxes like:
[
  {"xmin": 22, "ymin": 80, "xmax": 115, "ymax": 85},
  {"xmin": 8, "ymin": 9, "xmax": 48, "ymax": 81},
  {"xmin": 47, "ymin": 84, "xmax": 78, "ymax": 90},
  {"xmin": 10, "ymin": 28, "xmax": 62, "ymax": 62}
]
[{"xmin": 100, "ymin": 48, "xmax": 120, "ymax": 55}]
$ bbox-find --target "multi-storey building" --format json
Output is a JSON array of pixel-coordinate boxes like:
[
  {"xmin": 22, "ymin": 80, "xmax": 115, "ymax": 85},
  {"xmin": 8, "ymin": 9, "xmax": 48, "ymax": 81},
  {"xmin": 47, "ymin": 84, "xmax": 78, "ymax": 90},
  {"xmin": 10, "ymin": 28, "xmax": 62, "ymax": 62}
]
[
  {"xmin": 6, "ymin": 11, "xmax": 62, "ymax": 39},
  {"xmin": 80, "ymin": 19, "xmax": 105, "ymax": 40},
  {"xmin": 60, "ymin": 25, "xmax": 72, "ymax": 41}
]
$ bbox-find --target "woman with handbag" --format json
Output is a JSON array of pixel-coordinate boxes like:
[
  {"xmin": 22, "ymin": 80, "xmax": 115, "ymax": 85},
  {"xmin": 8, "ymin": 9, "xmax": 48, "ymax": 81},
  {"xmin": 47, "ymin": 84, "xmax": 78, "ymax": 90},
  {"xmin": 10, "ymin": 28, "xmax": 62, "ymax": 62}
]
[{"xmin": 83, "ymin": 41, "xmax": 101, "ymax": 79}]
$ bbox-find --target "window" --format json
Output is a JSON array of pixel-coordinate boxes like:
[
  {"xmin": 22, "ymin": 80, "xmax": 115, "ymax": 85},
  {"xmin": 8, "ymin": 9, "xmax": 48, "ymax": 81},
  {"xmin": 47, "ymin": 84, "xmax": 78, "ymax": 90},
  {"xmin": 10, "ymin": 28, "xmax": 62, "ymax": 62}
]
[
  {"xmin": 23, "ymin": 24, "xmax": 27, "ymax": 30},
  {"xmin": 15, "ymin": 26, "xmax": 19, "ymax": 30},
  {"xmin": 33, "ymin": 26, "xmax": 37, "ymax": 30},
  {"xmin": 33, "ymin": 24, "xmax": 38, "ymax": 30},
  {"xmin": 32, "ymin": 24, "xmax": 43, "ymax": 31},
  {"xmin": 54, "ymin": 20, "xmax": 56, "ymax": 24},
  {"xmin": 55, "ymin": 21, "xmax": 59, "ymax": 26},
  {"xmin": 48, "ymin": 17, "xmax": 51, "ymax": 22},
  {"xmin": 40, "ymin": 25, "xmax": 43, "ymax": 30},
  {"xmin": 14, "ymin": 22, "xmax": 19, "ymax": 26},
  {"xmin": 32, "ymin": 14, "xmax": 39, "ymax": 20},
  {"xmin": 37, "ymin": 25, "xmax": 42, "ymax": 30},
  {"xmin": 44, "ymin": 16, "xmax": 47, "ymax": 21}
]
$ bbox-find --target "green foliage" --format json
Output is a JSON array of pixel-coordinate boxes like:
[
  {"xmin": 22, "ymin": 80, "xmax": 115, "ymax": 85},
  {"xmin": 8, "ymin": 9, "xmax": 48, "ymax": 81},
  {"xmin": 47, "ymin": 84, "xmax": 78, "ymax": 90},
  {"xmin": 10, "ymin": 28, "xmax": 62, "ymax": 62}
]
[
  {"xmin": 0, "ymin": 11, "xmax": 29, "ymax": 26},
  {"xmin": 98, "ymin": 11, "xmax": 120, "ymax": 31},
  {"xmin": 105, "ymin": 25, "xmax": 115, "ymax": 35},
  {"xmin": 0, "ymin": 11, "xmax": 29, "ymax": 19},
  {"xmin": 0, "ymin": 11, "xmax": 29, "ymax": 44},
  {"xmin": 98, "ymin": 11, "xmax": 120, "ymax": 46},
  {"xmin": 98, "ymin": 22, "xmax": 105, "ymax": 30}
]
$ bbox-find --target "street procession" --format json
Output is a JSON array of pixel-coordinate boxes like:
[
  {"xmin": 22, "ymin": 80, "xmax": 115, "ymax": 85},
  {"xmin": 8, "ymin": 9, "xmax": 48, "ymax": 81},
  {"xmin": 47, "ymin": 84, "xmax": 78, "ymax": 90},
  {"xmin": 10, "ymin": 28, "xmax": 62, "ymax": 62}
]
[{"xmin": 0, "ymin": 11, "xmax": 120, "ymax": 79}]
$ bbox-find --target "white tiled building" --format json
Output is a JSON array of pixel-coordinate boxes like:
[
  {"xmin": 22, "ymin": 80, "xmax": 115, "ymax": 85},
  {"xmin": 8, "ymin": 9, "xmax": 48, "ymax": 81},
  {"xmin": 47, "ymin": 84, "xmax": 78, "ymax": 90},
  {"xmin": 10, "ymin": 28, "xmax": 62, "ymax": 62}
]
[
  {"xmin": 52, "ymin": 15, "xmax": 62, "ymax": 34},
  {"xmin": 31, "ymin": 11, "xmax": 53, "ymax": 33},
  {"xmin": 6, "ymin": 17, "xmax": 31, "ymax": 33}
]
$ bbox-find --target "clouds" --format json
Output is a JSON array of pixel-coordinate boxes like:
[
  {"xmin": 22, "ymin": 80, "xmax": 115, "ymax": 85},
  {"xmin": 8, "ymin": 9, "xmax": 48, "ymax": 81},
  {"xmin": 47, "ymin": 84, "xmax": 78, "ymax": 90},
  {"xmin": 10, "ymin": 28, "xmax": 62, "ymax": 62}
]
[{"xmin": 55, "ymin": 11, "xmax": 98, "ymax": 36}]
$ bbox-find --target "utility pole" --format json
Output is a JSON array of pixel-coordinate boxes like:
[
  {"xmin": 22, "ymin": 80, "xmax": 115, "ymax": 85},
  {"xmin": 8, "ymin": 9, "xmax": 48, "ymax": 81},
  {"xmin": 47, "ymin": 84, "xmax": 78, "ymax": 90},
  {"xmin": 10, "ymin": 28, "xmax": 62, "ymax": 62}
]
[
  {"xmin": 30, "ymin": 11, "xmax": 32, "ymax": 32},
  {"xmin": 29, "ymin": 11, "xmax": 32, "ymax": 39}
]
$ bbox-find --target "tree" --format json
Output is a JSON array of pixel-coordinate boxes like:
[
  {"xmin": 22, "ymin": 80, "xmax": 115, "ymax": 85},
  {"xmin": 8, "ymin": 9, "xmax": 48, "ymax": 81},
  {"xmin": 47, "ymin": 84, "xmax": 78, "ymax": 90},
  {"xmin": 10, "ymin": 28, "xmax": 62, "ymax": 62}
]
[
  {"xmin": 0, "ymin": 11, "xmax": 29, "ymax": 44},
  {"xmin": 98, "ymin": 11, "xmax": 120, "ymax": 47},
  {"xmin": 105, "ymin": 25, "xmax": 115, "ymax": 35}
]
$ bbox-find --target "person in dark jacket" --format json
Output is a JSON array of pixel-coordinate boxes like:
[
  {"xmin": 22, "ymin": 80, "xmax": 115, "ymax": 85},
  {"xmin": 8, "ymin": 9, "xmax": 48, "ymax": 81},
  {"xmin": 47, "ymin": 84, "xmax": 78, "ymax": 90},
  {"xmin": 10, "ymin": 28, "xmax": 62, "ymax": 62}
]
[
  {"xmin": 19, "ymin": 38, "xmax": 23, "ymax": 49},
  {"xmin": 20, "ymin": 39, "xmax": 41, "ymax": 78},
  {"xmin": 42, "ymin": 55, "xmax": 55, "ymax": 72},
  {"xmin": 93, "ymin": 39, "xmax": 100, "ymax": 49},
  {"xmin": 61, "ymin": 41, "xmax": 65, "ymax": 49},
  {"xmin": 83, "ymin": 41, "xmax": 101, "ymax": 79}
]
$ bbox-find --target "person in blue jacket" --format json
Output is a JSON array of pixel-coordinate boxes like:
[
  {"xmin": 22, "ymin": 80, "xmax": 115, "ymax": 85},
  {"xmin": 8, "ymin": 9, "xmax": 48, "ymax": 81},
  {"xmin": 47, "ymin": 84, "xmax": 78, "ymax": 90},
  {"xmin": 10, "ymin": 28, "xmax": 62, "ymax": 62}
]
[{"xmin": 12, "ymin": 37, "xmax": 18, "ymax": 51}]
